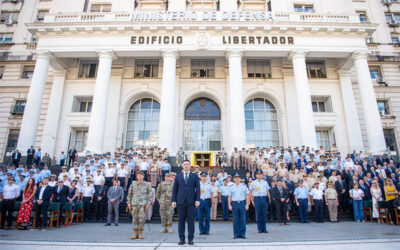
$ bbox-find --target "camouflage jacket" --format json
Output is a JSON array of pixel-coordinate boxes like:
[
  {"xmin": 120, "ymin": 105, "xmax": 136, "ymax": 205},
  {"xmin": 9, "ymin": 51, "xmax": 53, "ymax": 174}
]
[
  {"xmin": 156, "ymin": 181, "xmax": 173, "ymax": 205},
  {"xmin": 127, "ymin": 181, "xmax": 152, "ymax": 206}
]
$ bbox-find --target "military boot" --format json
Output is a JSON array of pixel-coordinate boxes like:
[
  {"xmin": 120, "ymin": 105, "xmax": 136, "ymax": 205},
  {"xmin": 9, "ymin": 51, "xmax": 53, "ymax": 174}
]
[
  {"xmin": 167, "ymin": 226, "xmax": 173, "ymax": 233},
  {"xmin": 131, "ymin": 230, "xmax": 138, "ymax": 240},
  {"xmin": 137, "ymin": 229, "xmax": 144, "ymax": 239}
]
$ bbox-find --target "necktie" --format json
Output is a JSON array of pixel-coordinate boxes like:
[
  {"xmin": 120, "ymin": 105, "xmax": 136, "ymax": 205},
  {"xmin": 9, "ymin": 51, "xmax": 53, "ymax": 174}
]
[
  {"xmin": 185, "ymin": 173, "xmax": 188, "ymax": 184},
  {"xmin": 279, "ymin": 187, "xmax": 282, "ymax": 197},
  {"xmin": 58, "ymin": 186, "xmax": 61, "ymax": 194},
  {"xmin": 114, "ymin": 186, "xmax": 117, "ymax": 192}
]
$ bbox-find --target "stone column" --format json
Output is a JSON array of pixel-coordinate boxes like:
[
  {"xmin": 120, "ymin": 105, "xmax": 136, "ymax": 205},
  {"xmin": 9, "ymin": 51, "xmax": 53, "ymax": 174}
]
[
  {"xmin": 41, "ymin": 70, "xmax": 67, "ymax": 157},
  {"xmin": 86, "ymin": 51, "xmax": 115, "ymax": 154},
  {"xmin": 17, "ymin": 51, "xmax": 51, "ymax": 153},
  {"xmin": 227, "ymin": 51, "xmax": 246, "ymax": 151},
  {"xmin": 352, "ymin": 51, "xmax": 386, "ymax": 154},
  {"xmin": 158, "ymin": 50, "xmax": 178, "ymax": 153},
  {"xmin": 338, "ymin": 70, "xmax": 364, "ymax": 152},
  {"xmin": 289, "ymin": 50, "xmax": 317, "ymax": 148}
]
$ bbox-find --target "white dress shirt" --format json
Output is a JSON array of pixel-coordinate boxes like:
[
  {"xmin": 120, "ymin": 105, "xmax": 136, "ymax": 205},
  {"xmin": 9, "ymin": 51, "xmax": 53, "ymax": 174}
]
[
  {"xmin": 39, "ymin": 185, "xmax": 47, "ymax": 200},
  {"xmin": 3, "ymin": 184, "xmax": 20, "ymax": 199},
  {"xmin": 81, "ymin": 184, "xmax": 95, "ymax": 197}
]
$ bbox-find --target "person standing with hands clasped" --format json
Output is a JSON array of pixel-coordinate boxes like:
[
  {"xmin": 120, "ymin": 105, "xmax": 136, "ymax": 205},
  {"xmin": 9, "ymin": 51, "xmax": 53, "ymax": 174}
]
[
  {"xmin": 350, "ymin": 183, "xmax": 365, "ymax": 222},
  {"xmin": 127, "ymin": 171, "xmax": 152, "ymax": 240},
  {"xmin": 105, "ymin": 179, "xmax": 124, "ymax": 226},
  {"xmin": 172, "ymin": 160, "xmax": 200, "ymax": 246},
  {"xmin": 249, "ymin": 170, "xmax": 270, "ymax": 233},
  {"xmin": 229, "ymin": 172, "xmax": 250, "ymax": 239},
  {"xmin": 294, "ymin": 180, "xmax": 310, "ymax": 223},
  {"xmin": 198, "ymin": 172, "xmax": 213, "ymax": 235}
]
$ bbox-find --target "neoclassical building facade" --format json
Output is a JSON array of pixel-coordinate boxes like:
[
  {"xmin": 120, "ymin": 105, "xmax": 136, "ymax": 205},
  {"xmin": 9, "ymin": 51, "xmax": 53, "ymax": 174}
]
[{"xmin": 2, "ymin": 0, "xmax": 400, "ymax": 161}]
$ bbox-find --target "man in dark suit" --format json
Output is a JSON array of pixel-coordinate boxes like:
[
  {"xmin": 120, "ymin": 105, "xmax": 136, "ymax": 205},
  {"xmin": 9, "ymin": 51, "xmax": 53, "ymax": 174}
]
[
  {"xmin": 270, "ymin": 180, "xmax": 289, "ymax": 225},
  {"xmin": 35, "ymin": 177, "xmax": 53, "ymax": 229},
  {"xmin": 95, "ymin": 179, "xmax": 107, "ymax": 221},
  {"xmin": 68, "ymin": 146, "xmax": 77, "ymax": 167},
  {"xmin": 172, "ymin": 160, "xmax": 200, "ymax": 246},
  {"xmin": 359, "ymin": 180, "xmax": 371, "ymax": 201},
  {"xmin": 53, "ymin": 179, "xmax": 69, "ymax": 215},
  {"xmin": 26, "ymin": 146, "xmax": 35, "ymax": 166},
  {"xmin": 335, "ymin": 175, "xmax": 346, "ymax": 212},
  {"xmin": 12, "ymin": 149, "xmax": 21, "ymax": 168}
]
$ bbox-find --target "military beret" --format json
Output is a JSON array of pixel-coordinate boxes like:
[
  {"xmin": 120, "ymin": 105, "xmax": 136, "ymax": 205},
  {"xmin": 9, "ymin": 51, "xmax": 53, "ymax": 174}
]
[{"xmin": 164, "ymin": 172, "xmax": 171, "ymax": 177}]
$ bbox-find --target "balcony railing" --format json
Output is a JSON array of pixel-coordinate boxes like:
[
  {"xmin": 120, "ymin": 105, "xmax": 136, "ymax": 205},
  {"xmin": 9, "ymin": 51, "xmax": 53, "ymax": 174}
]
[
  {"xmin": 10, "ymin": 105, "xmax": 25, "ymax": 115},
  {"xmin": 43, "ymin": 11, "xmax": 361, "ymax": 24}
]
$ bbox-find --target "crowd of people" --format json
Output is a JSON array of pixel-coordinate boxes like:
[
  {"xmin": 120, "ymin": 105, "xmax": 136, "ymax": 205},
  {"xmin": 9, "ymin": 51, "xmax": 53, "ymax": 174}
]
[{"xmin": 0, "ymin": 145, "xmax": 399, "ymax": 239}]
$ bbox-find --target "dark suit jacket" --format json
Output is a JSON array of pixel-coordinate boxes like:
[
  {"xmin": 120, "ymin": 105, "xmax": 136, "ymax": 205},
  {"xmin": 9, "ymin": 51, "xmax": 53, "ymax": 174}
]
[
  {"xmin": 359, "ymin": 184, "xmax": 371, "ymax": 200},
  {"xmin": 35, "ymin": 185, "xmax": 54, "ymax": 206},
  {"xmin": 69, "ymin": 149, "xmax": 77, "ymax": 158},
  {"xmin": 270, "ymin": 186, "xmax": 289, "ymax": 202},
  {"xmin": 53, "ymin": 185, "xmax": 69, "ymax": 204},
  {"xmin": 95, "ymin": 185, "xmax": 107, "ymax": 200},
  {"xmin": 27, "ymin": 148, "xmax": 35, "ymax": 157},
  {"xmin": 172, "ymin": 172, "xmax": 200, "ymax": 205},
  {"xmin": 335, "ymin": 180, "xmax": 345, "ymax": 195},
  {"xmin": 12, "ymin": 152, "xmax": 21, "ymax": 161}
]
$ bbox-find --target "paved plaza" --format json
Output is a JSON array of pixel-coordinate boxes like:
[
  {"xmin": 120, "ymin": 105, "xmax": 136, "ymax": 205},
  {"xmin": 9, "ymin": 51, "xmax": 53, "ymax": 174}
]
[{"xmin": 0, "ymin": 222, "xmax": 399, "ymax": 249}]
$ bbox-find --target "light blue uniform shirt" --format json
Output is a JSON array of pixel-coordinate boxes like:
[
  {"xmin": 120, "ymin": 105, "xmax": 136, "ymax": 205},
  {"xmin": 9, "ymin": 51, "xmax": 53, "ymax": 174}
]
[
  {"xmin": 249, "ymin": 179, "xmax": 270, "ymax": 197},
  {"xmin": 40, "ymin": 169, "xmax": 51, "ymax": 179},
  {"xmin": 200, "ymin": 182, "xmax": 213, "ymax": 200},
  {"xmin": 161, "ymin": 162, "xmax": 171, "ymax": 171},
  {"xmin": 294, "ymin": 186, "xmax": 309, "ymax": 199},
  {"xmin": 229, "ymin": 183, "xmax": 249, "ymax": 201},
  {"xmin": 219, "ymin": 184, "xmax": 231, "ymax": 196}
]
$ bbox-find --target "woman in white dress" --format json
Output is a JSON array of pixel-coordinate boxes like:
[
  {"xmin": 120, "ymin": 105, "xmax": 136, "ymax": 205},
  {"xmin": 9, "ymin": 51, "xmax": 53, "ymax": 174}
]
[{"xmin": 370, "ymin": 181, "xmax": 382, "ymax": 222}]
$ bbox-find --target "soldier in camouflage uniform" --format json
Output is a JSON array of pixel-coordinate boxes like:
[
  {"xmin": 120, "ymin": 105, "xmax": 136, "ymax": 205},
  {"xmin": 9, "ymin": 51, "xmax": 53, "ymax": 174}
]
[
  {"xmin": 127, "ymin": 171, "xmax": 152, "ymax": 240},
  {"xmin": 156, "ymin": 172, "xmax": 174, "ymax": 233}
]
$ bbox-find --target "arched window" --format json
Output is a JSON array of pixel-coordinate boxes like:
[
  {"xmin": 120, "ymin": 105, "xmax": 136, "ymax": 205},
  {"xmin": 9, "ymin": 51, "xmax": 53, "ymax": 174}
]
[
  {"xmin": 125, "ymin": 98, "xmax": 160, "ymax": 148},
  {"xmin": 184, "ymin": 98, "xmax": 221, "ymax": 151},
  {"xmin": 245, "ymin": 98, "xmax": 279, "ymax": 147}
]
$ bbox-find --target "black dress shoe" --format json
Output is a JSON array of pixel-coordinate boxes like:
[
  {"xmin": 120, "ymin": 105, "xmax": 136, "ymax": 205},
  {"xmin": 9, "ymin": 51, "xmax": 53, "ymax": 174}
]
[
  {"xmin": 241, "ymin": 236, "xmax": 247, "ymax": 239},
  {"xmin": 104, "ymin": 223, "xmax": 111, "ymax": 226},
  {"xmin": 115, "ymin": 223, "xmax": 118, "ymax": 226},
  {"xmin": 178, "ymin": 240, "xmax": 185, "ymax": 245},
  {"xmin": 188, "ymin": 240, "xmax": 194, "ymax": 245},
  {"xmin": 204, "ymin": 232, "xmax": 209, "ymax": 235},
  {"xmin": 263, "ymin": 230, "xmax": 269, "ymax": 233},
  {"xmin": 199, "ymin": 232, "xmax": 204, "ymax": 235}
]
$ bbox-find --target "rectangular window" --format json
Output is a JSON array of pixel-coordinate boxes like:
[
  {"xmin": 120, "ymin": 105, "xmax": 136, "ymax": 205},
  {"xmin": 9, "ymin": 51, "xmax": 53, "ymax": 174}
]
[
  {"xmin": 78, "ymin": 61, "xmax": 97, "ymax": 78},
  {"xmin": 5, "ymin": 129, "xmax": 19, "ymax": 157},
  {"xmin": 384, "ymin": 129, "xmax": 398, "ymax": 155},
  {"xmin": 311, "ymin": 96, "xmax": 332, "ymax": 112},
  {"xmin": 11, "ymin": 100, "xmax": 26, "ymax": 115},
  {"xmin": 385, "ymin": 13, "xmax": 400, "ymax": 23},
  {"xmin": 294, "ymin": 4, "xmax": 314, "ymax": 12},
  {"xmin": 21, "ymin": 66, "xmax": 34, "ymax": 79},
  {"xmin": 72, "ymin": 129, "xmax": 88, "ymax": 152},
  {"xmin": 0, "ymin": 11, "xmax": 19, "ymax": 24},
  {"xmin": 369, "ymin": 66, "xmax": 382, "ymax": 79},
  {"xmin": 247, "ymin": 59, "xmax": 271, "ymax": 78},
  {"xmin": 0, "ymin": 33, "xmax": 13, "ymax": 43},
  {"xmin": 377, "ymin": 100, "xmax": 390, "ymax": 115},
  {"xmin": 90, "ymin": 4, "xmax": 112, "ymax": 12},
  {"xmin": 316, "ymin": 129, "xmax": 331, "ymax": 151},
  {"xmin": 72, "ymin": 96, "xmax": 93, "ymax": 112},
  {"xmin": 36, "ymin": 10, "xmax": 49, "ymax": 22},
  {"xmin": 0, "ymin": 66, "xmax": 4, "ymax": 79},
  {"xmin": 134, "ymin": 59, "xmax": 159, "ymax": 78},
  {"xmin": 357, "ymin": 11, "xmax": 368, "ymax": 23},
  {"xmin": 306, "ymin": 61, "xmax": 327, "ymax": 78},
  {"xmin": 191, "ymin": 59, "xmax": 215, "ymax": 78},
  {"xmin": 392, "ymin": 36, "xmax": 400, "ymax": 44}
]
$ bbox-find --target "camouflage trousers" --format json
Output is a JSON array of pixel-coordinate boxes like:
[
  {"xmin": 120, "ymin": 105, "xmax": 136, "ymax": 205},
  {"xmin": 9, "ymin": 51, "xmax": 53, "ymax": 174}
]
[
  {"xmin": 159, "ymin": 203, "xmax": 174, "ymax": 227},
  {"xmin": 131, "ymin": 205, "xmax": 146, "ymax": 230}
]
